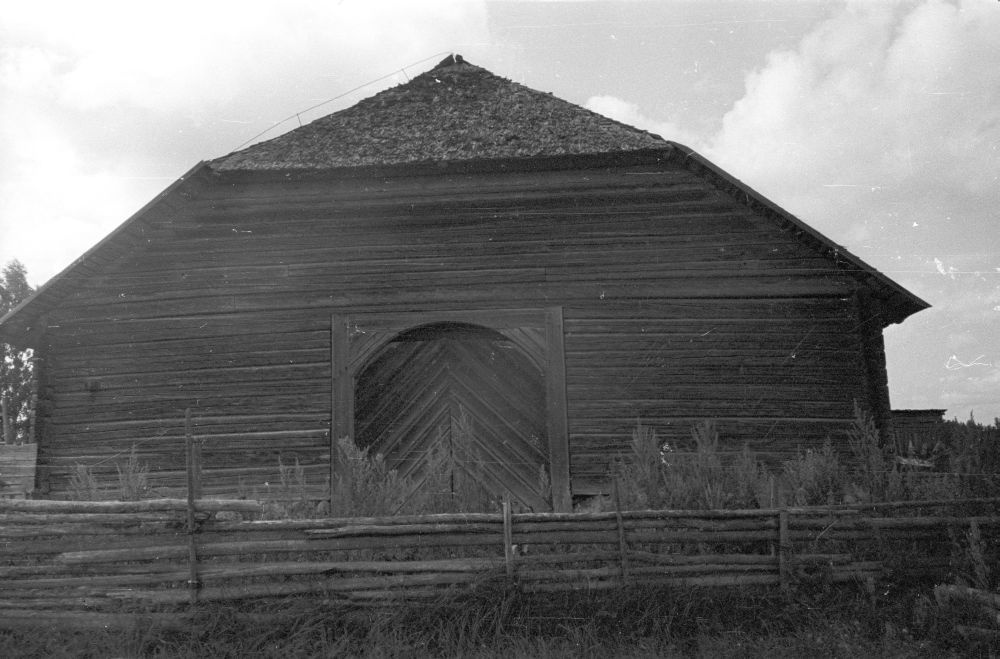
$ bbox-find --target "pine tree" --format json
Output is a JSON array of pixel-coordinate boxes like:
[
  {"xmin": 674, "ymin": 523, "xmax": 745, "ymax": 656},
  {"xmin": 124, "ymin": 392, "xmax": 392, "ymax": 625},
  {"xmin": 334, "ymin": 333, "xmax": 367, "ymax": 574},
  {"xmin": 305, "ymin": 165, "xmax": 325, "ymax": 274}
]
[{"xmin": 1, "ymin": 260, "xmax": 35, "ymax": 444}]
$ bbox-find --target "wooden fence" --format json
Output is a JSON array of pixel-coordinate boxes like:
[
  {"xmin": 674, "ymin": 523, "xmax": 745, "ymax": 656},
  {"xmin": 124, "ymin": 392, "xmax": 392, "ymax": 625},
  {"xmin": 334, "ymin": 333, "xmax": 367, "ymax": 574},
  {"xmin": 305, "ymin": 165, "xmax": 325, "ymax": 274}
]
[
  {"xmin": 0, "ymin": 443, "xmax": 36, "ymax": 498},
  {"xmin": 2, "ymin": 495, "xmax": 999, "ymax": 629}
]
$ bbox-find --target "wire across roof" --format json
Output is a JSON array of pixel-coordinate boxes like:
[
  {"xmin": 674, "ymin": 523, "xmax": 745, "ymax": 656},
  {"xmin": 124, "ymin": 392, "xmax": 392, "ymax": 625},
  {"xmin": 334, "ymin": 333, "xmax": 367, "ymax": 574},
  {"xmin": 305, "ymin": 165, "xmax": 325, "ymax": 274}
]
[{"xmin": 211, "ymin": 55, "xmax": 668, "ymax": 171}]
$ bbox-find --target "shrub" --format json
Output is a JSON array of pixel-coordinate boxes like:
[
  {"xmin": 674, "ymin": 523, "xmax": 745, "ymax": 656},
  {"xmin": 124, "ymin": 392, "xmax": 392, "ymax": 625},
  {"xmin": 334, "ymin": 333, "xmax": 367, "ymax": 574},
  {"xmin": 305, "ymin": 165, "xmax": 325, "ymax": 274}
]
[
  {"xmin": 328, "ymin": 436, "xmax": 413, "ymax": 517},
  {"xmin": 615, "ymin": 420, "xmax": 770, "ymax": 510},
  {"xmin": 257, "ymin": 457, "xmax": 318, "ymax": 519},
  {"xmin": 325, "ymin": 421, "xmax": 517, "ymax": 518},
  {"xmin": 781, "ymin": 440, "xmax": 843, "ymax": 506},
  {"xmin": 847, "ymin": 404, "xmax": 898, "ymax": 502},
  {"xmin": 733, "ymin": 444, "xmax": 775, "ymax": 508},
  {"xmin": 116, "ymin": 445, "xmax": 150, "ymax": 501},
  {"xmin": 67, "ymin": 463, "xmax": 102, "ymax": 500},
  {"xmin": 614, "ymin": 421, "xmax": 666, "ymax": 509}
]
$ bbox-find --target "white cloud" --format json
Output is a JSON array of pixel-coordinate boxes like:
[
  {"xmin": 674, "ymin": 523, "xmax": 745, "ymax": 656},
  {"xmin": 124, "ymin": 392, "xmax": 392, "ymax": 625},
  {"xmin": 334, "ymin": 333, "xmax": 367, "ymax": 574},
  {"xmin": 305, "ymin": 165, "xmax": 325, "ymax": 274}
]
[
  {"xmin": 704, "ymin": 0, "xmax": 1000, "ymax": 422},
  {"xmin": 0, "ymin": 111, "xmax": 139, "ymax": 283},
  {"xmin": 584, "ymin": 95, "xmax": 703, "ymax": 147},
  {"xmin": 3, "ymin": 1, "xmax": 490, "ymax": 114},
  {"xmin": 706, "ymin": 0, "xmax": 1000, "ymax": 208},
  {"xmin": 0, "ymin": 1, "xmax": 493, "ymax": 283}
]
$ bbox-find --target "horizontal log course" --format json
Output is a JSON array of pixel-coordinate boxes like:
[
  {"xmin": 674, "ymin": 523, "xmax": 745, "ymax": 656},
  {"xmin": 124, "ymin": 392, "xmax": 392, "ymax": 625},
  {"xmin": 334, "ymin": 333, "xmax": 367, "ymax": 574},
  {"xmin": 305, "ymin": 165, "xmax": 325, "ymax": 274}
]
[
  {"xmin": 48, "ymin": 530, "xmax": 780, "ymax": 566},
  {"xmin": 0, "ymin": 512, "xmax": 191, "ymax": 525},
  {"xmin": 867, "ymin": 515, "xmax": 1000, "ymax": 529},
  {"xmin": 516, "ymin": 563, "xmax": 778, "ymax": 584},
  {"xmin": 789, "ymin": 516, "xmax": 1000, "ymax": 534},
  {"xmin": 54, "ymin": 533, "xmax": 503, "ymax": 565},
  {"xmin": 206, "ymin": 506, "xmax": 785, "ymax": 529},
  {"xmin": 0, "ymin": 498, "xmax": 262, "ymax": 514},
  {"xmin": 524, "ymin": 573, "xmax": 783, "ymax": 592},
  {"xmin": 3, "ymin": 534, "xmax": 189, "ymax": 558},
  {"xmin": 105, "ymin": 571, "xmax": 493, "ymax": 606},
  {"xmin": 298, "ymin": 517, "xmax": 780, "ymax": 539},
  {"xmin": 0, "ymin": 561, "xmax": 188, "ymax": 580},
  {"xmin": 0, "ymin": 523, "xmax": 190, "ymax": 539}
]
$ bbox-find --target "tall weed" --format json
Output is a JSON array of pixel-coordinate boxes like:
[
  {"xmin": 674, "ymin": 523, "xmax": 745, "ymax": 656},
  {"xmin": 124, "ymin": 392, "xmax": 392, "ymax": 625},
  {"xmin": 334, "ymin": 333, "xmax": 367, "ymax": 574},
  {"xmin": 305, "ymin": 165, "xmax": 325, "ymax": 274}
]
[
  {"xmin": 616, "ymin": 420, "xmax": 770, "ymax": 510},
  {"xmin": 329, "ymin": 437, "xmax": 413, "ymax": 517},
  {"xmin": 782, "ymin": 440, "xmax": 842, "ymax": 506},
  {"xmin": 116, "ymin": 445, "xmax": 150, "ymax": 501},
  {"xmin": 67, "ymin": 463, "xmax": 102, "ymax": 500},
  {"xmin": 259, "ymin": 458, "xmax": 317, "ymax": 519},
  {"xmin": 847, "ymin": 404, "xmax": 903, "ymax": 502}
]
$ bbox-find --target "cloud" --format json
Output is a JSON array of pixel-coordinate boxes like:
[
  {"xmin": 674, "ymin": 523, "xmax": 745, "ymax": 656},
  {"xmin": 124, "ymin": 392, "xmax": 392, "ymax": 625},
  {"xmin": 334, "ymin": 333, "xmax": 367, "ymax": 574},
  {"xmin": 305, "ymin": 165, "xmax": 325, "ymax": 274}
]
[
  {"xmin": 0, "ymin": 110, "xmax": 139, "ymax": 283},
  {"xmin": 2, "ymin": 1, "xmax": 489, "ymax": 114},
  {"xmin": 702, "ymin": 0, "xmax": 1000, "ymax": 268},
  {"xmin": 0, "ymin": 1, "xmax": 493, "ymax": 283},
  {"xmin": 584, "ymin": 95, "xmax": 703, "ymax": 147},
  {"xmin": 707, "ymin": 1, "xmax": 1000, "ymax": 199},
  {"xmin": 704, "ymin": 0, "xmax": 1000, "ymax": 421}
]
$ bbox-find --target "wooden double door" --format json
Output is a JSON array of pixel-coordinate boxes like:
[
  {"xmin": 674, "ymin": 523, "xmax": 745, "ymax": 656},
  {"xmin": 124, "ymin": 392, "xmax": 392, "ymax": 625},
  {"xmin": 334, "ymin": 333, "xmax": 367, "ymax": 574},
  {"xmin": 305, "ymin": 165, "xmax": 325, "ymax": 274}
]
[{"xmin": 331, "ymin": 310, "xmax": 570, "ymax": 511}]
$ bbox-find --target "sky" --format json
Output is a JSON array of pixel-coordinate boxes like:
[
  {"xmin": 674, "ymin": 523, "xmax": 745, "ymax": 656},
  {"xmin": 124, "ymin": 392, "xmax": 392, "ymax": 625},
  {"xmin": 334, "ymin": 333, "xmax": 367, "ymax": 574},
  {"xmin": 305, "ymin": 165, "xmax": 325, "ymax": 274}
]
[{"xmin": 1, "ymin": 0, "xmax": 998, "ymax": 422}]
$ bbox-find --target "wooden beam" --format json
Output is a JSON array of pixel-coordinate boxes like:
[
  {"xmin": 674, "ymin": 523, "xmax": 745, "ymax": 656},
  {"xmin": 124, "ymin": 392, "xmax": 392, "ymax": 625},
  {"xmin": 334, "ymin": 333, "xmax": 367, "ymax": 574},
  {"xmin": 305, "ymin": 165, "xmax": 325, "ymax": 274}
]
[
  {"xmin": 330, "ymin": 314, "xmax": 352, "ymax": 490},
  {"xmin": 546, "ymin": 307, "xmax": 572, "ymax": 512}
]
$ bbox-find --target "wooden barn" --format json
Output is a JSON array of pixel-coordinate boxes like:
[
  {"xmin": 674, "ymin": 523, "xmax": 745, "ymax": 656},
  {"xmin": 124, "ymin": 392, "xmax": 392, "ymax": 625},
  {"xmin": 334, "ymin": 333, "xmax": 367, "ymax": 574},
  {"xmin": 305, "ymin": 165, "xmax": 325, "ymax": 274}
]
[{"xmin": 0, "ymin": 56, "xmax": 928, "ymax": 510}]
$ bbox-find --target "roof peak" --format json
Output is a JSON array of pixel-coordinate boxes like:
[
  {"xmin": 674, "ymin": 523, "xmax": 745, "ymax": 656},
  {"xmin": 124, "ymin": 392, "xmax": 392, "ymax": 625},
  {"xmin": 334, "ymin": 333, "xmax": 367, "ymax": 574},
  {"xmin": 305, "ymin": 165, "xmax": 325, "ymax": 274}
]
[
  {"xmin": 432, "ymin": 53, "xmax": 466, "ymax": 69},
  {"xmin": 211, "ymin": 57, "xmax": 668, "ymax": 172}
]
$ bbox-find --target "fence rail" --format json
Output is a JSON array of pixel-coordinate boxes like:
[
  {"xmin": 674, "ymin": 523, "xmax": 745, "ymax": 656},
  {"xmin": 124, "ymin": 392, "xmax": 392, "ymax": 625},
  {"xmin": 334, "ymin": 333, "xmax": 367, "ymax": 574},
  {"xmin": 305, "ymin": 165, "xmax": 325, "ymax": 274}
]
[{"xmin": 2, "ymin": 495, "xmax": 999, "ymax": 629}]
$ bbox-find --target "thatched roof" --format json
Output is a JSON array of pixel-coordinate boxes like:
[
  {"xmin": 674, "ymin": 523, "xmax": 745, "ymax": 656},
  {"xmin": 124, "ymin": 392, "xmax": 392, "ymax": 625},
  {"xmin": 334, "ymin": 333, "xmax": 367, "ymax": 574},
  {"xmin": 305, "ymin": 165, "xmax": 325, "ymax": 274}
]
[{"xmin": 211, "ymin": 55, "xmax": 667, "ymax": 171}]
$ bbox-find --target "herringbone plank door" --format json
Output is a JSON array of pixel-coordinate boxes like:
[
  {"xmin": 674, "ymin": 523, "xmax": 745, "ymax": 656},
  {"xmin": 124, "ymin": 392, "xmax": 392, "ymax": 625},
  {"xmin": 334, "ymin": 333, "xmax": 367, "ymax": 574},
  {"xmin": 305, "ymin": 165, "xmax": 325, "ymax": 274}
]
[{"xmin": 355, "ymin": 325, "xmax": 550, "ymax": 510}]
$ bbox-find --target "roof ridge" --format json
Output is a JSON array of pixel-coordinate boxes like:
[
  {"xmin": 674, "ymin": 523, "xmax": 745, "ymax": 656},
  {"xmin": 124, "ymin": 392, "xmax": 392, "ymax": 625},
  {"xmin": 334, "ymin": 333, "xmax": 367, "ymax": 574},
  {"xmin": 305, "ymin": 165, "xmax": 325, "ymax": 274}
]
[
  {"xmin": 211, "ymin": 57, "xmax": 668, "ymax": 171},
  {"xmin": 431, "ymin": 53, "xmax": 466, "ymax": 69}
]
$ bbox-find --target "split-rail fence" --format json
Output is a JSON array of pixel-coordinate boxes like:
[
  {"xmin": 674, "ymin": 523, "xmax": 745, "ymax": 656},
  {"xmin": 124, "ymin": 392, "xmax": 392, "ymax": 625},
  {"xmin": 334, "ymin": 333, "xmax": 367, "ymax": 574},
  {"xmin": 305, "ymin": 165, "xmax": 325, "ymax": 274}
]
[{"xmin": 2, "ymin": 495, "xmax": 998, "ymax": 630}]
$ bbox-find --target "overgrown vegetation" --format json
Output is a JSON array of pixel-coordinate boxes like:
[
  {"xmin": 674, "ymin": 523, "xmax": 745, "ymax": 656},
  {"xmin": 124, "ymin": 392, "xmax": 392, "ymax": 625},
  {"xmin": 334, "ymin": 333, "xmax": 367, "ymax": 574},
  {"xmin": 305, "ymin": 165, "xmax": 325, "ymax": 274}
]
[
  {"xmin": 67, "ymin": 444, "xmax": 150, "ymax": 501},
  {"xmin": 260, "ymin": 412, "xmax": 543, "ymax": 519},
  {"xmin": 0, "ymin": 581, "xmax": 979, "ymax": 658},
  {"xmin": 19, "ymin": 410, "xmax": 1000, "ymax": 656},
  {"xmin": 612, "ymin": 407, "xmax": 1000, "ymax": 511},
  {"xmin": 58, "ymin": 406, "xmax": 1000, "ymax": 516},
  {"xmin": 67, "ymin": 462, "xmax": 102, "ymax": 500}
]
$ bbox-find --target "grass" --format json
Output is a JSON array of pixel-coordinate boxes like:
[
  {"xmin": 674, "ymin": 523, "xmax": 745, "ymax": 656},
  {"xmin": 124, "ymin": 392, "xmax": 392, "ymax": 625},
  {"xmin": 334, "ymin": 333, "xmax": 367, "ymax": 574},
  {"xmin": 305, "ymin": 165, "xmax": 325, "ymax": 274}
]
[
  {"xmin": 30, "ymin": 412, "xmax": 1000, "ymax": 656},
  {"xmin": 610, "ymin": 408, "xmax": 1000, "ymax": 513},
  {"xmin": 67, "ymin": 444, "xmax": 150, "ymax": 501},
  {"xmin": 0, "ymin": 581, "xmax": 978, "ymax": 658}
]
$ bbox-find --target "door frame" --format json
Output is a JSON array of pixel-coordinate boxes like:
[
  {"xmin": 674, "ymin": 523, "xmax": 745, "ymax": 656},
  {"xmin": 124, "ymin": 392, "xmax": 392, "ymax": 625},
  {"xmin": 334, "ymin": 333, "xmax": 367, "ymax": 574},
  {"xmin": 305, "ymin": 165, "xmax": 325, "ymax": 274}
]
[{"xmin": 331, "ymin": 307, "xmax": 571, "ymax": 511}]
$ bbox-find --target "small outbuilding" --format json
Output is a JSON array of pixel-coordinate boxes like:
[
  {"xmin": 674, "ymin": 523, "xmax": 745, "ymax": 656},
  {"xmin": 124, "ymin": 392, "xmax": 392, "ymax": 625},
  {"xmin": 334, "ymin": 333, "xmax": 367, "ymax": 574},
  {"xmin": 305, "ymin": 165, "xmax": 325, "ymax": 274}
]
[{"xmin": 0, "ymin": 56, "xmax": 928, "ymax": 510}]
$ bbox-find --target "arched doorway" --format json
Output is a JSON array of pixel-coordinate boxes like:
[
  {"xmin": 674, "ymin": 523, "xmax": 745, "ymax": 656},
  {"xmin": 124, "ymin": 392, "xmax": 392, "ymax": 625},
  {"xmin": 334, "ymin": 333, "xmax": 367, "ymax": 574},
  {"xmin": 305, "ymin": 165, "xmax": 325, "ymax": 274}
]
[{"xmin": 353, "ymin": 322, "xmax": 550, "ymax": 510}]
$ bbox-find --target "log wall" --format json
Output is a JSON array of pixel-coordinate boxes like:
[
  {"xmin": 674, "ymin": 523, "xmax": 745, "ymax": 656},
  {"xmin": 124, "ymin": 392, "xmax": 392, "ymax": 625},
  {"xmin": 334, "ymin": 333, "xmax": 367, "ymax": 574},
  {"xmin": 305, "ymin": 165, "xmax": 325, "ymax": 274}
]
[{"xmin": 35, "ymin": 162, "xmax": 881, "ymax": 498}]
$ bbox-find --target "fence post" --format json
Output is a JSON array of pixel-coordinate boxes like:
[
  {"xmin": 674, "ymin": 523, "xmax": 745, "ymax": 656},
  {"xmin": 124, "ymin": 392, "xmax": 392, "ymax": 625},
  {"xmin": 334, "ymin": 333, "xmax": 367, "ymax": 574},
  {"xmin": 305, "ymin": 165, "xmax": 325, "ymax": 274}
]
[
  {"xmin": 185, "ymin": 408, "xmax": 202, "ymax": 605},
  {"xmin": 502, "ymin": 494, "xmax": 515, "ymax": 579},
  {"xmin": 612, "ymin": 478, "xmax": 630, "ymax": 583},
  {"xmin": 778, "ymin": 508, "xmax": 790, "ymax": 595}
]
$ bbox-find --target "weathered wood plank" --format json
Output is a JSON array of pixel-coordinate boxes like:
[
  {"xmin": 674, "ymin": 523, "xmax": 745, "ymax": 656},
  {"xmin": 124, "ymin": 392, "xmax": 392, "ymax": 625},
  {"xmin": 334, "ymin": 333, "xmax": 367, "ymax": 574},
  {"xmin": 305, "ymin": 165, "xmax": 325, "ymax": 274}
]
[{"xmin": 34, "ymin": 162, "xmax": 881, "ymax": 498}]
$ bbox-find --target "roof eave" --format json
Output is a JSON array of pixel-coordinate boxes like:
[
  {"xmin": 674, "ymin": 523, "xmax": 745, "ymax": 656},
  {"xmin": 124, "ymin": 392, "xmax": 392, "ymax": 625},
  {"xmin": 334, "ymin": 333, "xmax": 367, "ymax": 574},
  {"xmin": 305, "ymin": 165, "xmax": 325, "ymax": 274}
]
[
  {"xmin": 0, "ymin": 162, "xmax": 212, "ymax": 347},
  {"xmin": 206, "ymin": 147, "xmax": 678, "ymax": 182},
  {"xmin": 660, "ymin": 142, "xmax": 931, "ymax": 326}
]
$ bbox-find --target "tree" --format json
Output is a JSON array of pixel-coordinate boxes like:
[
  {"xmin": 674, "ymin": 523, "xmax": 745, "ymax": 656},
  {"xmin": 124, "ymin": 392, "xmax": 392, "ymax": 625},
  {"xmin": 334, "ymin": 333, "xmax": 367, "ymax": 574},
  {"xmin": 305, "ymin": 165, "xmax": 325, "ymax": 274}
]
[{"xmin": 1, "ymin": 260, "xmax": 35, "ymax": 444}]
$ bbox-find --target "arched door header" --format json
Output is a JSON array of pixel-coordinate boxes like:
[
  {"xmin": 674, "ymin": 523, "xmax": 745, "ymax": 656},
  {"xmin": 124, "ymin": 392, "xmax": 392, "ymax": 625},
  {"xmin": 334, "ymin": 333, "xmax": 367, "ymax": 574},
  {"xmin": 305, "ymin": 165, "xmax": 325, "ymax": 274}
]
[
  {"xmin": 348, "ymin": 310, "xmax": 549, "ymax": 373},
  {"xmin": 331, "ymin": 307, "xmax": 571, "ymax": 512}
]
